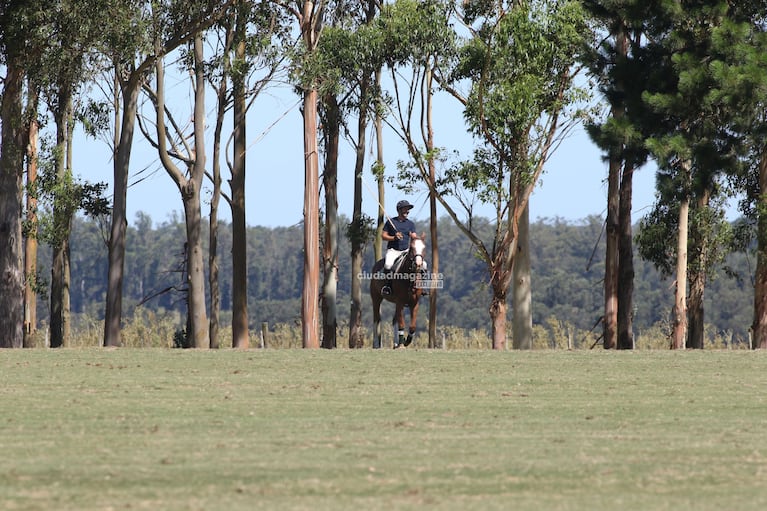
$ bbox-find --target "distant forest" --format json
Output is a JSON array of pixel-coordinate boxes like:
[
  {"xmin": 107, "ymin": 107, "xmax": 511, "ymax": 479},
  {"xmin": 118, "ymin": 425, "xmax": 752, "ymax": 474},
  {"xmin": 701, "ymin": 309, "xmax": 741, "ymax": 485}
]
[{"xmin": 34, "ymin": 212, "xmax": 753, "ymax": 345}]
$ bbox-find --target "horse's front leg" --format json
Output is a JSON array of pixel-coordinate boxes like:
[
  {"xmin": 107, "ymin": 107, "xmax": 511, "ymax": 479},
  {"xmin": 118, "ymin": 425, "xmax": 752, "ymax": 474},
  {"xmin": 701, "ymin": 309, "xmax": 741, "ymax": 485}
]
[
  {"xmin": 393, "ymin": 303, "xmax": 406, "ymax": 348},
  {"xmin": 404, "ymin": 301, "xmax": 419, "ymax": 347},
  {"xmin": 372, "ymin": 297, "xmax": 382, "ymax": 349}
]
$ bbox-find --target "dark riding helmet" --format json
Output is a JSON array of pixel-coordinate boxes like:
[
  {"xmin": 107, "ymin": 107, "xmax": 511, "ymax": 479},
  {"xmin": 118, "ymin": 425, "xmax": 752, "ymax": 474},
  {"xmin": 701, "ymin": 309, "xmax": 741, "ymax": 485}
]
[{"xmin": 396, "ymin": 199, "xmax": 414, "ymax": 211}]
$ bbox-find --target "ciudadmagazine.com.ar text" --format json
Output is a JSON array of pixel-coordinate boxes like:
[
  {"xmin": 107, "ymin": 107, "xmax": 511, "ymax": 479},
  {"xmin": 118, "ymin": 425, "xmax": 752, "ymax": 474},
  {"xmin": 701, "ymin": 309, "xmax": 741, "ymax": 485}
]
[{"xmin": 358, "ymin": 271, "xmax": 444, "ymax": 289}]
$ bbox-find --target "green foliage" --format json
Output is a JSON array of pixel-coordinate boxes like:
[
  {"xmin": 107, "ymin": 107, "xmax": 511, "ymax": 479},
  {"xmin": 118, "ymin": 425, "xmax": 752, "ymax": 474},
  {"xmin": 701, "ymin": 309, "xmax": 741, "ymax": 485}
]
[
  {"xmin": 441, "ymin": 0, "xmax": 593, "ymax": 237},
  {"xmin": 345, "ymin": 213, "xmax": 376, "ymax": 247},
  {"xmin": 25, "ymin": 268, "xmax": 49, "ymax": 301},
  {"xmin": 293, "ymin": 9, "xmax": 387, "ymax": 97},
  {"xmin": 25, "ymin": 139, "xmax": 109, "ymax": 250},
  {"xmin": 456, "ymin": 1, "xmax": 589, "ymax": 143},
  {"xmin": 444, "ymin": 145, "xmax": 507, "ymax": 205},
  {"xmin": 636, "ymin": 201, "xmax": 677, "ymax": 276},
  {"xmin": 378, "ymin": 0, "xmax": 455, "ymax": 67}
]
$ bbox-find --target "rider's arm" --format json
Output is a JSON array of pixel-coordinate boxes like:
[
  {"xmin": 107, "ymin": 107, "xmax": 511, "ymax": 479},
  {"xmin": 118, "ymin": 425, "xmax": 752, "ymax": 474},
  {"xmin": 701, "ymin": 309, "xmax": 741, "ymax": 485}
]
[{"xmin": 383, "ymin": 221, "xmax": 404, "ymax": 241}]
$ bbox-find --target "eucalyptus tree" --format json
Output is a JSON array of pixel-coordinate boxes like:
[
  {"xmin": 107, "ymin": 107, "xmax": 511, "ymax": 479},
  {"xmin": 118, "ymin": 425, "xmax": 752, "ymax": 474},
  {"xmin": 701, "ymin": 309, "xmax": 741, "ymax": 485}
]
[
  {"xmin": 205, "ymin": 0, "xmax": 290, "ymax": 348},
  {"xmin": 345, "ymin": 1, "xmax": 382, "ymax": 350},
  {"xmin": 138, "ymin": 32, "xmax": 211, "ymax": 349},
  {"xmin": 23, "ymin": 86, "xmax": 41, "ymax": 347},
  {"xmin": 27, "ymin": 0, "xmax": 116, "ymax": 348},
  {"xmin": 206, "ymin": 13, "xmax": 233, "ymax": 349},
  {"xmin": 101, "ymin": 0, "xmax": 234, "ymax": 347},
  {"xmin": 281, "ymin": 0, "xmax": 326, "ymax": 348},
  {"xmin": 436, "ymin": 0, "xmax": 590, "ymax": 349},
  {"xmin": 297, "ymin": 4, "xmax": 349, "ymax": 349},
  {"xmin": 28, "ymin": 147, "xmax": 109, "ymax": 346},
  {"xmin": 296, "ymin": 1, "xmax": 382, "ymax": 348},
  {"xmin": 0, "ymin": 0, "xmax": 51, "ymax": 348}
]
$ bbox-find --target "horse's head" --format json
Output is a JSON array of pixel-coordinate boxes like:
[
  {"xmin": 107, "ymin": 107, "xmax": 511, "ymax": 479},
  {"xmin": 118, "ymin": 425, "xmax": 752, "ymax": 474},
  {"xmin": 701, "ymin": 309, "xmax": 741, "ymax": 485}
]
[{"xmin": 409, "ymin": 235, "xmax": 426, "ymax": 270}]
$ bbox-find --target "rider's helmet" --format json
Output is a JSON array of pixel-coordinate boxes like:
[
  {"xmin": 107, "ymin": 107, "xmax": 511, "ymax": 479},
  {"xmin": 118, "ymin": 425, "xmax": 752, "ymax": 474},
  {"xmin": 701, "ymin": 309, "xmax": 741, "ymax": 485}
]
[{"xmin": 396, "ymin": 200, "xmax": 414, "ymax": 212}]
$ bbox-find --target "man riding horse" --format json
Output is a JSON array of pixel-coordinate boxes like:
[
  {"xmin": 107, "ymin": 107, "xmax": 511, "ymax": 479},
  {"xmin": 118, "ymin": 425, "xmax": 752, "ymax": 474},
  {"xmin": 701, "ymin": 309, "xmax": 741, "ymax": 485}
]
[
  {"xmin": 370, "ymin": 199, "xmax": 429, "ymax": 348},
  {"xmin": 381, "ymin": 199, "xmax": 427, "ymax": 296}
]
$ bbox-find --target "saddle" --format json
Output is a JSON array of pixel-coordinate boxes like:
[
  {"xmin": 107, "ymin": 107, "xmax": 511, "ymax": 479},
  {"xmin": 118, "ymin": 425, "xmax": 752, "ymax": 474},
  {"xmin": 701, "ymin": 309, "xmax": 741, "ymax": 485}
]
[{"xmin": 391, "ymin": 252, "xmax": 407, "ymax": 273}]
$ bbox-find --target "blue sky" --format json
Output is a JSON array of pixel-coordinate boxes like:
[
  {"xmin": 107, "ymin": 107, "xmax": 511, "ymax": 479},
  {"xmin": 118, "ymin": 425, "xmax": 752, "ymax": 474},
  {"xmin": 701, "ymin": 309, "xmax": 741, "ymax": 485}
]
[{"xmin": 72, "ymin": 82, "xmax": 660, "ymax": 230}]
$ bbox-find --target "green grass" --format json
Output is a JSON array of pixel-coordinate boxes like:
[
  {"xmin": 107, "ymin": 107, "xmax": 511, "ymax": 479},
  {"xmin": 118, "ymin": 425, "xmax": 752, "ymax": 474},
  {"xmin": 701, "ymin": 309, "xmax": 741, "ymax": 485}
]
[{"xmin": 1, "ymin": 349, "xmax": 766, "ymax": 510}]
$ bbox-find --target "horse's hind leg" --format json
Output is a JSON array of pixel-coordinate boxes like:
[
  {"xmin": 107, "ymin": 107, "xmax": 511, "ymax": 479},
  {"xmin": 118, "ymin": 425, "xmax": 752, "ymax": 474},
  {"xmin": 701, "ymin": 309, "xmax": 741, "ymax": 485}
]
[
  {"xmin": 393, "ymin": 303, "xmax": 406, "ymax": 348},
  {"xmin": 372, "ymin": 297, "xmax": 382, "ymax": 349},
  {"xmin": 404, "ymin": 303, "xmax": 419, "ymax": 347}
]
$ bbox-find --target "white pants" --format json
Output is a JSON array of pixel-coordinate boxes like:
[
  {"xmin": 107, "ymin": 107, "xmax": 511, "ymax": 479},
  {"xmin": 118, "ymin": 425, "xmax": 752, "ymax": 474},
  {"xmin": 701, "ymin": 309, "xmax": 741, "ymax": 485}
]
[
  {"xmin": 384, "ymin": 248, "xmax": 406, "ymax": 270},
  {"xmin": 384, "ymin": 248, "xmax": 427, "ymax": 271}
]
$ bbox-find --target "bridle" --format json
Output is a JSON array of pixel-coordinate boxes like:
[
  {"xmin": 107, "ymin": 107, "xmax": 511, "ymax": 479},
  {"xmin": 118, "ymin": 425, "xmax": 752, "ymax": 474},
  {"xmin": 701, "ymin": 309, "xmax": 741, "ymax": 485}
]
[{"xmin": 407, "ymin": 237, "xmax": 426, "ymax": 271}]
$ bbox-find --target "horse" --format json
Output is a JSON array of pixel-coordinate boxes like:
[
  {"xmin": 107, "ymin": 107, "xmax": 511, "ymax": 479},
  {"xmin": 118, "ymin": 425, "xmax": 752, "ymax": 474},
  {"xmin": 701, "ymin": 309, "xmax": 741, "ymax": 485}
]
[{"xmin": 370, "ymin": 236, "xmax": 427, "ymax": 349}]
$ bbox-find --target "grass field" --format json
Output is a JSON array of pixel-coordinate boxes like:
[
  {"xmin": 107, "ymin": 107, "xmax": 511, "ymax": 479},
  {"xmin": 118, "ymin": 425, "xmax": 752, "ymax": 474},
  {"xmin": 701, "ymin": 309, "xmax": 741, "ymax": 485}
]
[{"xmin": 1, "ymin": 349, "xmax": 766, "ymax": 510}]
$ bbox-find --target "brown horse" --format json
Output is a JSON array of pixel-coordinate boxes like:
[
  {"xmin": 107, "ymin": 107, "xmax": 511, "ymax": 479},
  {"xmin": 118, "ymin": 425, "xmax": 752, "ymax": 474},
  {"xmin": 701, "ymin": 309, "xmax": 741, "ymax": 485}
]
[{"xmin": 370, "ymin": 236, "xmax": 427, "ymax": 348}]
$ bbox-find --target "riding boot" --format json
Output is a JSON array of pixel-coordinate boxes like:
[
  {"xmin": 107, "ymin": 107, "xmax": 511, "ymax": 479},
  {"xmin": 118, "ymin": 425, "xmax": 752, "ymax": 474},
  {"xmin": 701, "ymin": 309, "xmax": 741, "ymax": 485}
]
[{"xmin": 381, "ymin": 282, "xmax": 392, "ymax": 296}]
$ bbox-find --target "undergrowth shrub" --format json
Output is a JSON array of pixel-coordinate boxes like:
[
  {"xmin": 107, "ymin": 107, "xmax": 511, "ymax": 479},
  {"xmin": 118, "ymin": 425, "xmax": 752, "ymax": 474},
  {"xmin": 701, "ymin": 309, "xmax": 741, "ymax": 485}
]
[{"xmin": 28, "ymin": 311, "xmax": 753, "ymax": 350}]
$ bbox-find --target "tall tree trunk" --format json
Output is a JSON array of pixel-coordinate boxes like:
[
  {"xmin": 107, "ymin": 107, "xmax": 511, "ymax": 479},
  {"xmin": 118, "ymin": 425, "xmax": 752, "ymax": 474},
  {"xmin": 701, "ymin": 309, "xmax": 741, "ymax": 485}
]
[
  {"xmin": 300, "ymin": 1, "xmax": 321, "ymax": 349},
  {"xmin": 50, "ymin": 90, "xmax": 73, "ymax": 348},
  {"xmin": 672, "ymin": 163, "xmax": 691, "ymax": 350},
  {"xmin": 0, "ymin": 63, "xmax": 25, "ymax": 349},
  {"xmin": 489, "ymin": 233, "xmax": 512, "ymax": 351},
  {"xmin": 50, "ymin": 240, "xmax": 66, "ymax": 348},
  {"xmin": 348, "ymin": 88, "xmax": 368, "ymax": 349},
  {"xmin": 302, "ymin": 85, "xmax": 321, "ymax": 349},
  {"xmin": 152, "ymin": 35, "xmax": 210, "ymax": 348},
  {"xmin": 209, "ymin": 39, "xmax": 226, "ymax": 349},
  {"xmin": 189, "ymin": 34, "xmax": 210, "ymax": 349},
  {"xmin": 63, "ymin": 236, "xmax": 71, "ymax": 343},
  {"xmin": 617, "ymin": 162, "xmax": 635, "ymax": 349},
  {"xmin": 512, "ymin": 203, "xmax": 532, "ymax": 349},
  {"xmin": 603, "ymin": 24, "xmax": 628, "ymax": 350},
  {"xmin": 64, "ymin": 105, "xmax": 75, "ymax": 344},
  {"xmin": 24, "ymin": 86, "xmax": 40, "ymax": 348},
  {"xmin": 686, "ymin": 190, "xmax": 711, "ymax": 349},
  {"xmin": 321, "ymin": 94, "xmax": 340, "ymax": 349},
  {"xmin": 687, "ymin": 264, "xmax": 705, "ymax": 349},
  {"xmin": 752, "ymin": 147, "xmax": 767, "ymax": 349},
  {"xmin": 209, "ymin": 150, "xmax": 221, "ymax": 349},
  {"xmin": 104, "ymin": 72, "xmax": 141, "ymax": 347},
  {"xmin": 183, "ymin": 188, "xmax": 209, "ymax": 349},
  {"xmin": 489, "ymin": 291, "xmax": 507, "ymax": 351},
  {"xmin": 424, "ymin": 65, "xmax": 439, "ymax": 348},
  {"xmin": 0, "ymin": 67, "xmax": 25, "ymax": 348},
  {"xmin": 230, "ymin": 3, "xmax": 249, "ymax": 348},
  {"xmin": 348, "ymin": 242, "xmax": 363, "ymax": 349},
  {"xmin": 603, "ymin": 152, "xmax": 620, "ymax": 350},
  {"xmin": 374, "ymin": 69, "xmax": 385, "ymax": 263}
]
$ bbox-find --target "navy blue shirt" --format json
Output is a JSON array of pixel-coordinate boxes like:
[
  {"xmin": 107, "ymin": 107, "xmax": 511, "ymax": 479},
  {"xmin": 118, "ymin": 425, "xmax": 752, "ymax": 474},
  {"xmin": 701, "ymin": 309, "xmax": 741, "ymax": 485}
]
[{"xmin": 384, "ymin": 216, "xmax": 416, "ymax": 251}]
